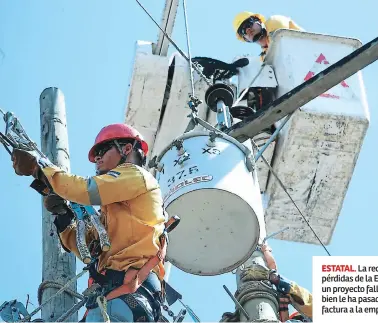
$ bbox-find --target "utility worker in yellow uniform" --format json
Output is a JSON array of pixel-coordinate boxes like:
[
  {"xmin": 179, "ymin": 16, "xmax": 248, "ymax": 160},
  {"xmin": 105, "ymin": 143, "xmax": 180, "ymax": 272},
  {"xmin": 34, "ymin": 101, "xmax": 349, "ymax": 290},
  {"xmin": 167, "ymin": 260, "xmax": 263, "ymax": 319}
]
[
  {"xmin": 11, "ymin": 123, "xmax": 175, "ymax": 322},
  {"xmin": 233, "ymin": 12, "xmax": 304, "ymax": 60},
  {"xmin": 260, "ymin": 244, "xmax": 312, "ymax": 322}
]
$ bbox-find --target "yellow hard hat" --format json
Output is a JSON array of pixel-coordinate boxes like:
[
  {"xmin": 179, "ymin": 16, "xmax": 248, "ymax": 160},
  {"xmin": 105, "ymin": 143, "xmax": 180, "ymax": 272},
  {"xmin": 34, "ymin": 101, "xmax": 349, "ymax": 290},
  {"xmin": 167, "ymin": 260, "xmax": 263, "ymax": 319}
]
[{"xmin": 233, "ymin": 11, "xmax": 266, "ymax": 42}]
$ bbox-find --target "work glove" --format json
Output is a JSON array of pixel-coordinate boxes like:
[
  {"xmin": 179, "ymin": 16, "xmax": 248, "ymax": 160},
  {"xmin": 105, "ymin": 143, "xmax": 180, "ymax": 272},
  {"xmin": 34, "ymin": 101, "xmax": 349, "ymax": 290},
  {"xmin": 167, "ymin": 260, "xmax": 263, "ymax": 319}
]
[
  {"xmin": 44, "ymin": 194, "xmax": 70, "ymax": 215},
  {"xmin": 11, "ymin": 149, "xmax": 39, "ymax": 177},
  {"xmin": 239, "ymin": 263, "xmax": 271, "ymax": 282},
  {"xmin": 269, "ymin": 270, "xmax": 292, "ymax": 294},
  {"xmin": 11, "ymin": 149, "xmax": 53, "ymax": 178}
]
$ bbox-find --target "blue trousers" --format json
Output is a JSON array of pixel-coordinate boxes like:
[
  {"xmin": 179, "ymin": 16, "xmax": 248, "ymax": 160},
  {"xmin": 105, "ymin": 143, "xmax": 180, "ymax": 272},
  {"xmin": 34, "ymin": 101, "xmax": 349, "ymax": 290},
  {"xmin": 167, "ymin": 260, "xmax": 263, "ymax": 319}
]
[
  {"xmin": 84, "ymin": 272, "xmax": 161, "ymax": 322},
  {"xmin": 85, "ymin": 292, "xmax": 155, "ymax": 322}
]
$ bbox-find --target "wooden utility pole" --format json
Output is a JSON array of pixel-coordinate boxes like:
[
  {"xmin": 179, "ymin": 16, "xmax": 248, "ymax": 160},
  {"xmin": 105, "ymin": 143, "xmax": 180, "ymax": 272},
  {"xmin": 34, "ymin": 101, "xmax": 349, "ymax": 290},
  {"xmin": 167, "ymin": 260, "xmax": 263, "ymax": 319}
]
[{"xmin": 39, "ymin": 87, "xmax": 77, "ymax": 322}]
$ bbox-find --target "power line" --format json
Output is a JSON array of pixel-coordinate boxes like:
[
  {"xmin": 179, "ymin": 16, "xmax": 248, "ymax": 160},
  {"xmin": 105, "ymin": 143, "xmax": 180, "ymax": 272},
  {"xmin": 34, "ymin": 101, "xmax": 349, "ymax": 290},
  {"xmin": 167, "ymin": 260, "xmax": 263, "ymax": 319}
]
[
  {"xmin": 135, "ymin": 0, "xmax": 331, "ymax": 257},
  {"xmin": 251, "ymin": 140, "xmax": 331, "ymax": 256},
  {"xmin": 134, "ymin": 0, "xmax": 212, "ymax": 86}
]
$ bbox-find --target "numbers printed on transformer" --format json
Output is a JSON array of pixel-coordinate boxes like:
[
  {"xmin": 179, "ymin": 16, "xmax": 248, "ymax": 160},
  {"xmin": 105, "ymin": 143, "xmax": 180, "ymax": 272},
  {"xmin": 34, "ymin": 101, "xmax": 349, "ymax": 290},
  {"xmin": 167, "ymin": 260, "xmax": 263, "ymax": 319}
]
[{"xmin": 167, "ymin": 165, "xmax": 199, "ymax": 187}]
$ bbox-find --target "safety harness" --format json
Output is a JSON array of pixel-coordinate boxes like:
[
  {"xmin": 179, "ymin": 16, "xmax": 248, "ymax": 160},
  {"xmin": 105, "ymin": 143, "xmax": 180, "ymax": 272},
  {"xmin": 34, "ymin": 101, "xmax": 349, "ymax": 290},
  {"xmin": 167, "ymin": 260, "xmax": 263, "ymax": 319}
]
[{"xmin": 81, "ymin": 215, "xmax": 180, "ymax": 321}]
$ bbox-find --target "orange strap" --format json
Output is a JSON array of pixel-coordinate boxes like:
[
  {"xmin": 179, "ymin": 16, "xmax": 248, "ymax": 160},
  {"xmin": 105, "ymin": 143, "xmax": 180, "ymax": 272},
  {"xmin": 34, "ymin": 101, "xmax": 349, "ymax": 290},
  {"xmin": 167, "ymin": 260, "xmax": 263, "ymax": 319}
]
[
  {"xmin": 80, "ymin": 309, "xmax": 89, "ymax": 322},
  {"xmin": 86, "ymin": 215, "xmax": 179, "ymax": 302},
  {"xmin": 105, "ymin": 234, "xmax": 167, "ymax": 300},
  {"xmin": 279, "ymin": 296, "xmax": 290, "ymax": 322}
]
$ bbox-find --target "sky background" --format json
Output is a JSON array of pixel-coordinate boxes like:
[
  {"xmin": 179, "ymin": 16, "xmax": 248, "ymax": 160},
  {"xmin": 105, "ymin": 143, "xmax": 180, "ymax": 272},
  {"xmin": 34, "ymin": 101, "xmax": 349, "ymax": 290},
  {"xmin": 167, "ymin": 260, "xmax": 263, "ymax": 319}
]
[{"xmin": 0, "ymin": 0, "xmax": 377, "ymax": 322}]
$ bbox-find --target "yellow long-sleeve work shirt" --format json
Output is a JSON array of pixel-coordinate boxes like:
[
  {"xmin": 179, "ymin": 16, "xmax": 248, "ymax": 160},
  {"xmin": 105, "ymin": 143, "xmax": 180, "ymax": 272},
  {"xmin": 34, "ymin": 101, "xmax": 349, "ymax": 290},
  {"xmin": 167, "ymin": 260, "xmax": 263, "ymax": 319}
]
[
  {"xmin": 41, "ymin": 163, "xmax": 166, "ymax": 280},
  {"xmin": 288, "ymin": 281, "xmax": 313, "ymax": 319},
  {"xmin": 261, "ymin": 15, "xmax": 304, "ymax": 60}
]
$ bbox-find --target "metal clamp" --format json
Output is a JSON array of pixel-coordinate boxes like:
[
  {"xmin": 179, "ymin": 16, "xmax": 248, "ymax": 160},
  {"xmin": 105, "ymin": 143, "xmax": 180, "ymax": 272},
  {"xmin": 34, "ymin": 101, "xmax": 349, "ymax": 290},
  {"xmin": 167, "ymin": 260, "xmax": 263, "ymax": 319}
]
[
  {"xmin": 0, "ymin": 300, "xmax": 29, "ymax": 323},
  {"xmin": 0, "ymin": 109, "xmax": 112, "ymax": 265},
  {"xmin": 70, "ymin": 203, "xmax": 111, "ymax": 264},
  {"xmin": 148, "ymin": 156, "xmax": 164, "ymax": 172},
  {"xmin": 192, "ymin": 117, "xmax": 256, "ymax": 172},
  {"xmin": 0, "ymin": 109, "xmax": 45, "ymax": 158},
  {"xmin": 187, "ymin": 95, "xmax": 203, "ymax": 113},
  {"xmin": 173, "ymin": 309, "xmax": 187, "ymax": 323}
]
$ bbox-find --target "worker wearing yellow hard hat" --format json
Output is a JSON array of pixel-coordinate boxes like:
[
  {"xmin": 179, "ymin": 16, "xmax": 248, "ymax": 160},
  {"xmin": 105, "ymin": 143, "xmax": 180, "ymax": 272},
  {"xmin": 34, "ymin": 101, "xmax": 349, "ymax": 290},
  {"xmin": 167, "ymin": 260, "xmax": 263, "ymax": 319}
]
[
  {"xmin": 260, "ymin": 244, "xmax": 313, "ymax": 321},
  {"xmin": 233, "ymin": 11, "xmax": 304, "ymax": 60}
]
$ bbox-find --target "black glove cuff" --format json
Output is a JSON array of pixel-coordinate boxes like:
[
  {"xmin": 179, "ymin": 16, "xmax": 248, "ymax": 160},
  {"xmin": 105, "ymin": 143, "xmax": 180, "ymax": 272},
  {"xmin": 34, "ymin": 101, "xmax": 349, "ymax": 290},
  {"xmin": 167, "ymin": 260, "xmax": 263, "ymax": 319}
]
[{"xmin": 53, "ymin": 213, "xmax": 74, "ymax": 233}]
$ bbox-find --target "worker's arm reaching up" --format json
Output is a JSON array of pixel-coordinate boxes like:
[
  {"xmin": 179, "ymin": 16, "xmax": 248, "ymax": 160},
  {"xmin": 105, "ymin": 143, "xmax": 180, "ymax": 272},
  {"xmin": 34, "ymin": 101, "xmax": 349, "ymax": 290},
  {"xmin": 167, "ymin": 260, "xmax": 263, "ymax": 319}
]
[
  {"xmin": 40, "ymin": 163, "xmax": 154, "ymax": 206},
  {"xmin": 12, "ymin": 123, "xmax": 169, "ymax": 322},
  {"xmin": 11, "ymin": 148, "xmax": 166, "ymax": 263},
  {"xmin": 269, "ymin": 270, "xmax": 313, "ymax": 320},
  {"xmin": 259, "ymin": 243, "xmax": 312, "ymax": 320}
]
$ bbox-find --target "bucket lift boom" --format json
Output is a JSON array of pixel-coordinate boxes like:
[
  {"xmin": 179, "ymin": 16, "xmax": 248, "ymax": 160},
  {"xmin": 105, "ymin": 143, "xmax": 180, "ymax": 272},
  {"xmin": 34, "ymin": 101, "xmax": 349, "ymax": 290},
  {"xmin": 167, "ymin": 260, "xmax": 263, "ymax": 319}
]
[{"xmin": 227, "ymin": 34, "xmax": 378, "ymax": 141}]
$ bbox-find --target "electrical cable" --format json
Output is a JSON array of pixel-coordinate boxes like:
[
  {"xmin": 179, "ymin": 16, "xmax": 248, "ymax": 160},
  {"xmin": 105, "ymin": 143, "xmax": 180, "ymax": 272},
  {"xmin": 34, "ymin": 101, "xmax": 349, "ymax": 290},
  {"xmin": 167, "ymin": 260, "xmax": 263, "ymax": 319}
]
[
  {"xmin": 251, "ymin": 140, "xmax": 331, "ymax": 256},
  {"xmin": 134, "ymin": 0, "xmax": 331, "ymax": 257},
  {"xmin": 135, "ymin": 0, "xmax": 212, "ymax": 86}
]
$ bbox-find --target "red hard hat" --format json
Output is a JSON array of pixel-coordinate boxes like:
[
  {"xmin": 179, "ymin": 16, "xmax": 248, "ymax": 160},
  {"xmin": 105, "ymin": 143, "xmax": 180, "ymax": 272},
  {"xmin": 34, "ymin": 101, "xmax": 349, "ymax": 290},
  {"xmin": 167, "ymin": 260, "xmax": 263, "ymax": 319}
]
[{"xmin": 88, "ymin": 123, "xmax": 148, "ymax": 162}]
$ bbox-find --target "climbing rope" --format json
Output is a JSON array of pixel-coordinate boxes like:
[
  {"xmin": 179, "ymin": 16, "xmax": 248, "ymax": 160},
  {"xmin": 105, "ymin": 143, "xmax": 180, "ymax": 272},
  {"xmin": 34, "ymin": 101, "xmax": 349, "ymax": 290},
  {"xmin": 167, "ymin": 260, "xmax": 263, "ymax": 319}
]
[
  {"xmin": 37, "ymin": 281, "xmax": 85, "ymax": 305},
  {"xmin": 96, "ymin": 296, "xmax": 110, "ymax": 323},
  {"xmin": 21, "ymin": 269, "xmax": 88, "ymax": 322}
]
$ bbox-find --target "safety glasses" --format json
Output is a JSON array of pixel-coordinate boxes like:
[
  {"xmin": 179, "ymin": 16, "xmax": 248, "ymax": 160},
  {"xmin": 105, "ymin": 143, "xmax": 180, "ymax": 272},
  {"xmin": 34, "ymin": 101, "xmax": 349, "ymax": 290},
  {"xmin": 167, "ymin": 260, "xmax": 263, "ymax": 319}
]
[
  {"xmin": 238, "ymin": 18, "xmax": 260, "ymax": 43},
  {"xmin": 94, "ymin": 143, "xmax": 115, "ymax": 158}
]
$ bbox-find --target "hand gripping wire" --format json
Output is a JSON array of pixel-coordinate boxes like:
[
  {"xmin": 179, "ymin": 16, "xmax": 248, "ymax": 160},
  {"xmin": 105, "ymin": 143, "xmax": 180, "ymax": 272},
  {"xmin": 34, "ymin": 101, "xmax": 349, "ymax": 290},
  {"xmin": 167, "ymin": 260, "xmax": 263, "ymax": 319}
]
[
  {"xmin": 0, "ymin": 108, "xmax": 111, "ymax": 264},
  {"xmin": 70, "ymin": 202, "xmax": 111, "ymax": 264}
]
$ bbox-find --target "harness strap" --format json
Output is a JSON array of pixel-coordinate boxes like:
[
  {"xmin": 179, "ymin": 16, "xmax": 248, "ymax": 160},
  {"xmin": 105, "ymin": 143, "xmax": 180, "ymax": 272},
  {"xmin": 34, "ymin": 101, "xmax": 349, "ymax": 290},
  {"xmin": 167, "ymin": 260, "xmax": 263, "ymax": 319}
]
[
  {"xmin": 88, "ymin": 215, "xmax": 179, "ymax": 302},
  {"xmin": 278, "ymin": 295, "xmax": 290, "ymax": 322},
  {"xmin": 80, "ymin": 309, "xmax": 89, "ymax": 322},
  {"xmin": 105, "ymin": 234, "xmax": 167, "ymax": 301}
]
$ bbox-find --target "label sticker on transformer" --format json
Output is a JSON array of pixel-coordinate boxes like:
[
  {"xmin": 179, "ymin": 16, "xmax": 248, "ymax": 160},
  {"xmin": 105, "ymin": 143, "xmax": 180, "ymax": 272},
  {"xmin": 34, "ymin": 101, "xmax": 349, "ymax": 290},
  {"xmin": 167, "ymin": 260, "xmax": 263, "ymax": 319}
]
[{"xmin": 163, "ymin": 175, "xmax": 213, "ymax": 203}]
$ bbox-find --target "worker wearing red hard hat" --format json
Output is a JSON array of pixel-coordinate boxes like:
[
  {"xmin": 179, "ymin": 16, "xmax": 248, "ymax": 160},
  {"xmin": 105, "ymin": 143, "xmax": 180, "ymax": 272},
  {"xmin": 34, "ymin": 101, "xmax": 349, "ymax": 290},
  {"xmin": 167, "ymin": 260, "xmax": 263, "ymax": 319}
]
[
  {"xmin": 232, "ymin": 12, "xmax": 304, "ymax": 60},
  {"xmin": 11, "ymin": 123, "xmax": 173, "ymax": 322}
]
